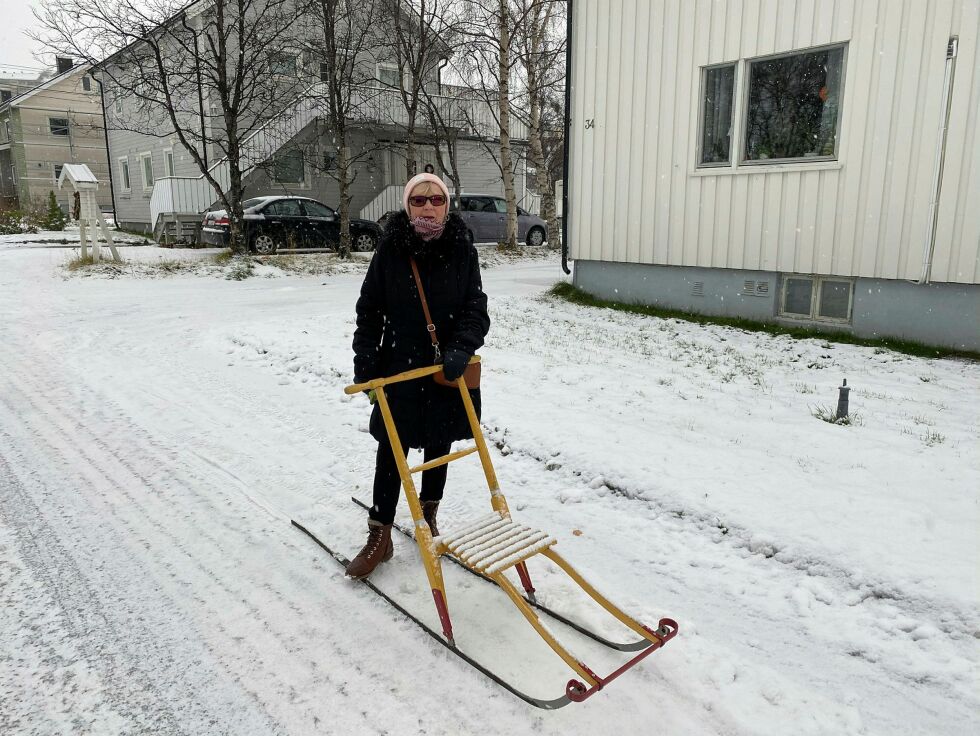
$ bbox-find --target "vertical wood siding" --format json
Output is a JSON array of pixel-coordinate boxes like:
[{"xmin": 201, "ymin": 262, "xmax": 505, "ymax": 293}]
[{"xmin": 569, "ymin": 0, "xmax": 980, "ymax": 284}]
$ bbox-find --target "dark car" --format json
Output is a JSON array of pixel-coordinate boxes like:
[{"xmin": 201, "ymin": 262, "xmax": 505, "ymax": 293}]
[{"xmin": 201, "ymin": 195, "xmax": 381, "ymax": 254}]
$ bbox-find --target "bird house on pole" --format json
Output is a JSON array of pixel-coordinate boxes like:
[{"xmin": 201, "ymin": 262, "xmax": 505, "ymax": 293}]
[{"xmin": 58, "ymin": 164, "xmax": 120, "ymax": 263}]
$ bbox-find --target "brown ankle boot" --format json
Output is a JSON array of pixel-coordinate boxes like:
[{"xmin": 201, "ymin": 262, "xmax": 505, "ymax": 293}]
[
  {"xmin": 345, "ymin": 520, "xmax": 393, "ymax": 579},
  {"xmin": 421, "ymin": 501, "xmax": 440, "ymax": 538}
]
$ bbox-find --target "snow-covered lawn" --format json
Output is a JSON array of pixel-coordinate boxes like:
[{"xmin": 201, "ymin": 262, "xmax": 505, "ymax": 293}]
[{"xmin": 1, "ymin": 238, "xmax": 976, "ymax": 735}]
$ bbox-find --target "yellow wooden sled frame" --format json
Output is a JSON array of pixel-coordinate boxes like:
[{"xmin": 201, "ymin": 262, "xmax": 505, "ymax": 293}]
[{"xmin": 345, "ymin": 357, "xmax": 677, "ymax": 703}]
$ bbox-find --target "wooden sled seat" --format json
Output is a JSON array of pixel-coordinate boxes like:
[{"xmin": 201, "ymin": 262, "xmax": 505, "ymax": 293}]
[{"xmin": 436, "ymin": 513, "xmax": 557, "ymax": 575}]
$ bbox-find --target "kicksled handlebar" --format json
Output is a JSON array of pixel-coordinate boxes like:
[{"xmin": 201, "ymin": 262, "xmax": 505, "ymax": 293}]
[{"xmin": 344, "ymin": 355, "xmax": 482, "ymax": 395}]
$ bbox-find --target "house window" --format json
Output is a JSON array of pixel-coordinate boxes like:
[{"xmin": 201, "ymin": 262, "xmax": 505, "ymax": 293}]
[
  {"xmin": 53, "ymin": 164, "xmax": 64, "ymax": 183},
  {"xmin": 82, "ymin": 76, "xmax": 92, "ymax": 92},
  {"xmin": 49, "ymin": 117, "xmax": 70, "ymax": 136},
  {"xmin": 164, "ymin": 148, "xmax": 175, "ymax": 177},
  {"xmin": 271, "ymin": 52, "xmax": 298, "ymax": 76},
  {"xmin": 319, "ymin": 62, "xmax": 329, "ymax": 82},
  {"xmin": 817, "ymin": 279, "xmax": 852, "ymax": 320},
  {"xmin": 115, "ymin": 93, "xmax": 123, "ymax": 113},
  {"xmin": 273, "ymin": 149, "xmax": 304, "ymax": 183},
  {"xmin": 1, "ymin": 90, "xmax": 11, "ymax": 103},
  {"xmin": 2, "ymin": 119, "xmax": 10, "ymax": 142},
  {"xmin": 119, "ymin": 157, "xmax": 131, "ymax": 191},
  {"xmin": 140, "ymin": 152, "xmax": 154, "ymax": 190},
  {"xmin": 377, "ymin": 63, "xmax": 401, "ymax": 88},
  {"xmin": 780, "ymin": 275, "xmax": 853, "ymax": 322},
  {"xmin": 744, "ymin": 46, "xmax": 845, "ymax": 162},
  {"xmin": 699, "ymin": 64, "xmax": 736, "ymax": 165}
]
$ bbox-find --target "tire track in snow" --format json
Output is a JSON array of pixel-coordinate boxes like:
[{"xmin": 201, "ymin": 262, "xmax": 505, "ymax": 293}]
[
  {"xmin": 0, "ymin": 371, "xmax": 385, "ymax": 735},
  {"xmin": 0, "ymin": 358, "xmax": 549, "ymax": 735}
]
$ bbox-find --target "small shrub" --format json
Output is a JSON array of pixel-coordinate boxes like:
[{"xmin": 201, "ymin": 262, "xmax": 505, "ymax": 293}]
[
  {"xmin": 0, "ymin": 209, "xmax": 25, "ymax": 235},
  {"xmin": 42, "ymin": 191, "xmax": 68, "ymax": 231},
  {"xmin": 922, "ymin": 430, "xmax": 945, "ymax": 447}
]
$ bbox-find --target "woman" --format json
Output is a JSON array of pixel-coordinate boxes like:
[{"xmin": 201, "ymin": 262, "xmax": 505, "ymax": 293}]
[{"xmin": 348, "ymin": 173, "xmax": 490, "ymax": 579}]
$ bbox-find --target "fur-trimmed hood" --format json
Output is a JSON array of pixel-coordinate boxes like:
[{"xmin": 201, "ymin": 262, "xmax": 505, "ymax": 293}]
[{"xmin": 381, "ymin": 210, "xmax": 469, "ymax": 258}]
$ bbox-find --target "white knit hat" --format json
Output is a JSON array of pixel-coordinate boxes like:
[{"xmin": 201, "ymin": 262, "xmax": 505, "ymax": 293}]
[{"xmin": 402, "ymin": 173, "xmax": 450, "ymax": 212}]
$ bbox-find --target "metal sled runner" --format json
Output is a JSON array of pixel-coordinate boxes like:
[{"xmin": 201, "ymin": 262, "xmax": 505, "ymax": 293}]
[{"xmin": 341, "ymin": 357, "xmax": 678, "ymax": 706}]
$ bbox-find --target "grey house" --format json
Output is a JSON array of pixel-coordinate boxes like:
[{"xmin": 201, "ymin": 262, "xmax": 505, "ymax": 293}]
[{"xmin": 98, "ymin": 2, "xmax": 529, "ymax": 240}]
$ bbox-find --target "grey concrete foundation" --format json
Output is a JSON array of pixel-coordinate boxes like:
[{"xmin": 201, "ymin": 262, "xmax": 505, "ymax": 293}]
[{"xmin": 573, "ymin": 260, "xmax": 980, "ymax": 352}]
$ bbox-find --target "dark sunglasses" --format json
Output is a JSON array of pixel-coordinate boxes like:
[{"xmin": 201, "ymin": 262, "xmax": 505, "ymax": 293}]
[{"xmin": 408, "ymin": 194, "xmax": 447, "ymax": 207}]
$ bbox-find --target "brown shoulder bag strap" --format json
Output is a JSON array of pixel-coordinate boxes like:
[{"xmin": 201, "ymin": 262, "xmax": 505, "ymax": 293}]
[{"xmin": 409, "ymin": 257, "xmax": 441, "ymax": 362}]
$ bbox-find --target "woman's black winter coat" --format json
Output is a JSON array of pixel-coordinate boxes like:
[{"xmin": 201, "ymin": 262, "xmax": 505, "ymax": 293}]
[{"xmin": 353, "ymin": 211, "xmax": 490, "ymax": 449}]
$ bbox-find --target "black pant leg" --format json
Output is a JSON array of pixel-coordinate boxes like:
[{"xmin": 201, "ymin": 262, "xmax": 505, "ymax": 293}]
[
  {"xmin": 369, "ymin": 437, "xmax": 402, "ymax": 525},
  {"xmin": 419, "ymin": 442, "xmax": 451, "ymax": 503}
]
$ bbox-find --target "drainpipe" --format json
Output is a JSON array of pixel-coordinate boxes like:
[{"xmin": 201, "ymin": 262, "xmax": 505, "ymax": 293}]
[
  {"xmin": 94, "ymin": 71, "xmax": 118, "ymax": 227},
  {"xmin": 560, "ymin": 0, "xmax": 574, "ymax": 275},
  {"xmin": 918, "ymin": 37, "xmax": 958, "ymax": 285}
]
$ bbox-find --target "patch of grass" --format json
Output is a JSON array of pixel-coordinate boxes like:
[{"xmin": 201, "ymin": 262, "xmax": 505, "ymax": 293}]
[
  {"xmin": 922, "ymin": 429, "xmax": 946, "ymax": 446},
  {"xmin": 225, "ymin": 255, "xmax": 255, "ymax": 281},
  {"xmin": 211, "ymin": 249, "xmax": 235, "ymax": 265},
  {"xmin": 66, "ymin": 253, "xmax": 97, "ymax": 271},
  {"xmin": 549, "ymin": 281, "xmax": 980, "ymax": 361},
  {"xmin": 66, "ymin": 253, "xmax": 126, "ymax": 271},
  {"xmin": 811, "ymin": 404, "xmax": 861, "ymax": 426}
]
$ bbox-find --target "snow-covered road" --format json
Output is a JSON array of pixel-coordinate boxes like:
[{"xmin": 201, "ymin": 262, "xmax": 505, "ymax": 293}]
[{"xmin": 1, "ymin": 243, "xmax": 977, "ymax": 735}]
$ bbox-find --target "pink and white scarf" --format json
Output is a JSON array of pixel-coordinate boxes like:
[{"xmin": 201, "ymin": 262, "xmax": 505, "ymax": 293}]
[{"xmin": 410, "ymin": 216, "xmax": 446, "ymax": 242}]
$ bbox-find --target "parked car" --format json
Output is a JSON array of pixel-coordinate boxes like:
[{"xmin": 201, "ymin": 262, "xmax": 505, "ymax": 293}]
[
  {"xmin": 454, "ymin": 194, "xmax": 548, "ymax": 246},
  {"xmin": 376, "ymin": 194, "xmax": 548, "ymax": 247},
  {"xmin": 201, "ymin": 195, "xmax": 381, "ymax": 254}
]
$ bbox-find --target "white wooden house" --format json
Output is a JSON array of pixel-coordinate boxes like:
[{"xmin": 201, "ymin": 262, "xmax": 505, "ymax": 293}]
[{"xmin": 565, "ymin": 0, "xmax": 979, "ymax": 351}]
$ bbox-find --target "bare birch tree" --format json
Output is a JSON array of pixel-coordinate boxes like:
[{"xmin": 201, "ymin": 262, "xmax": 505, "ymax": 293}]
[
  {"xmin": 33, "ymin": 0, "xmax": 303, "ymax": 252},
  {"xmin": 512, "ymin": 0, "xmax": 565, "ymax": 247},
  {"xmin": 300, "ymin": 0, "xmax": 385, "ymax": 256},
  {"xmin": 453, "ymin": 0, "xmax": 533, "ymax": 248},
  {"xmin": 378, "ymin": 0, "xmax": 450, "ymax": 180}
]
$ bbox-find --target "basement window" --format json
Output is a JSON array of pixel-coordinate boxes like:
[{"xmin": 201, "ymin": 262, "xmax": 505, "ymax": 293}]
[{"xmin": 780, "ymin": 275, "xmax": 853, "ymax": 323}]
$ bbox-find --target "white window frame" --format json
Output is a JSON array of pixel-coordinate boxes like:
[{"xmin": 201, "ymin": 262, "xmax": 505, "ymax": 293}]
[
  {"xmin": 139, "ymin": 151, "xmax": 154, "ymax": 191},
  {"xmin": 163, "ymin": 147, "xmax": 175, "ymax": 177},
  {"xmin": 52, "ymin": 163, "xmax": 64, "ymax": 184},
  {"xmin": 694, "ymin": 42, "xmax": 848, "ymax": 173},
  {"xmin": 779, "ymin": 275, "xmax": 854, "ymax": 324},
  {"xmin": 740, "ymin": 43, "xmax": 848, "ymax": 166},
  {"xmin": 114, "ymin": 94, "xmax": 123, "ymax": 114},
  {"xmin": 696, "ymin": 62, "xmax": 737, "ymax": 168},
  {"xmin": 119, "ymin": 156, "xmax": 131, "ymax": 192}
]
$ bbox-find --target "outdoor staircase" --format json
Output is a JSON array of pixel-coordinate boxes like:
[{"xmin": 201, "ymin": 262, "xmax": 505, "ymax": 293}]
[{"xmin": 148, "ymin": 83, "xmax": 529, "ymax": 238}]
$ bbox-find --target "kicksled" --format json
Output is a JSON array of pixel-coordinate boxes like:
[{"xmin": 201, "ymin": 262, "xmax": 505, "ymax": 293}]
[{"xmin": 292, "ymin": 357, "xmax": 678, "ymax": 709}]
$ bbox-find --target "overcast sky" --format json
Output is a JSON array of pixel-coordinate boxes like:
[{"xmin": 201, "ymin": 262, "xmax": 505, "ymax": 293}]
[{"xmin": 0, "ymin": 0, "xmax": 50, "ymax": 73}]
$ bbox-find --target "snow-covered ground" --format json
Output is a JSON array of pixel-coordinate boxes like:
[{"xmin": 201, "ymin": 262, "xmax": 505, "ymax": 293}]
[{"xmin": 1, "ymin": 236, "xmax": 977, "ymax": 735}]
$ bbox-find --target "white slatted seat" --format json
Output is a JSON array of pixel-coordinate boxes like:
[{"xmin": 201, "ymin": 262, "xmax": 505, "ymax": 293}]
[{"xmin": 437, "ymin": 512, "xmax": 557, "ymax": 574}]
